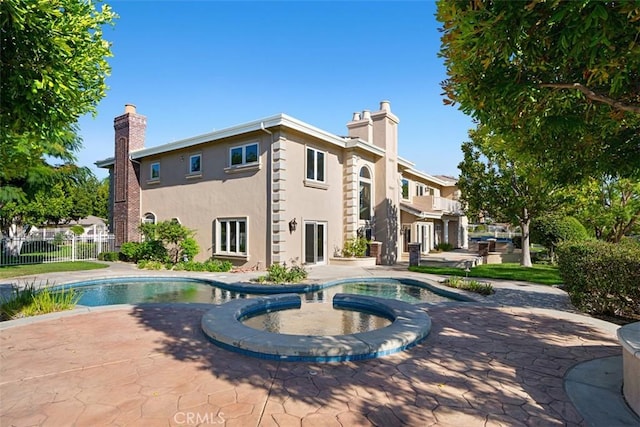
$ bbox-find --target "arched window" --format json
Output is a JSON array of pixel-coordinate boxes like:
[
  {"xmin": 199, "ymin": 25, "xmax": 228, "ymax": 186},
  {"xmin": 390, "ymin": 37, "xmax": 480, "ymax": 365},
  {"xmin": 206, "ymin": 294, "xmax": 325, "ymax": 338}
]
[
  {"xmin": 142, "ymin": 212, "xmax": 156, "ymax": 224},
  {"xmin": 359, "ymin": 166, "xmax": 372, "ymax": 221}
]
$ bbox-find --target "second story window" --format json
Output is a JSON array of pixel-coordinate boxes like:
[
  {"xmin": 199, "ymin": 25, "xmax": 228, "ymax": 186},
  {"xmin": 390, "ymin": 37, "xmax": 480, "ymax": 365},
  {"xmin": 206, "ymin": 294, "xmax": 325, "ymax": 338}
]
[
  {"xmin": 230, "ymin": 143, "xmax": 259, "ymax": 166},
  {"xmin": 189, "ymin": 154, "xmax": 201, "ymax": 174},
  {"xmin": 150, "ymin": 162, "xmax": 160, "ymax": 180},
  {"xmin": 401, "ymin": 179, "xmax": 409, "ymax": 200},
  {"xmin": 306, "ymin": 147, "xmax": 325, "ymax": 182}
]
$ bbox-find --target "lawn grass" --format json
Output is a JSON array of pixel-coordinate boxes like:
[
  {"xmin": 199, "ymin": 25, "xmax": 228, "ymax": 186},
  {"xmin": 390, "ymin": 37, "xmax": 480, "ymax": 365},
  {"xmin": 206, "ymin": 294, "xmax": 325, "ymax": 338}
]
[
  {"xmin": 0, "ymin": 261, "xmax": 108, "ymax": 280},
  {"xmin": 409, "ymin": 262, "xmax": 562, "ymax": 286}
]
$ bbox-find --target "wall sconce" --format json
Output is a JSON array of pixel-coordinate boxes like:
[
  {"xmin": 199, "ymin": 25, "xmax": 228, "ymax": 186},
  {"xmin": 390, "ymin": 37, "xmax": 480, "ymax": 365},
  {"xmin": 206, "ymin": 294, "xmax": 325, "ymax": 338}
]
[{"xmin": 289, "ymin": 218, "xmax": 297, "ymax": 233}]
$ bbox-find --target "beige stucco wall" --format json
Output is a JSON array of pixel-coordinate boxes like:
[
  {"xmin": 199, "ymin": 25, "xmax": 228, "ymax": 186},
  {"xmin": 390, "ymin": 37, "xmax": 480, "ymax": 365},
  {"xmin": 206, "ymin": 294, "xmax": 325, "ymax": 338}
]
[
  {"xmin": 276, "ymin": 130, "xmax": 346, "ymax": 264},
  {"xmin": 139, "ymin": 132, "xmax": 270, "ymax": 265}
]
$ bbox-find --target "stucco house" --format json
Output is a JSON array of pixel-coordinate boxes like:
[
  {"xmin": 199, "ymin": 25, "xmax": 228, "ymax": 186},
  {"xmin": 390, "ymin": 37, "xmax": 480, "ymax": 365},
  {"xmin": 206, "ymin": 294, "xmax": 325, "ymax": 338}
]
[{"xmin": 96, "ymin": 101, "xmax": 468, "ymax": 267}]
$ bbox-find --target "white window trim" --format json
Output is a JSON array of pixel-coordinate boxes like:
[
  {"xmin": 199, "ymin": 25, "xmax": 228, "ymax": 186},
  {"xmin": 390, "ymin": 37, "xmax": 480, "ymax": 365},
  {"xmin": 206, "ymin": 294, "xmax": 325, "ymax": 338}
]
[
  {"xmin": 229, "ymin": 142, "xmax": 260, "ymax": 167},
  {"xmin": 305, "ymin": 146, "xmax": 326, "ymax": 184},
  {"xmin": 149, "ymin": 162, "xmax": 160, "ymax": 183},
  {"xmin": 215, "ymin": 217, "xmax": 248, "ymax": 258},
  {"xmin": 142, "ymin": 212, "xmax": 157, "ymax": 224},
  {"xmin": 401, "ymin": 178, "xmax": 410, "ymax": 201},
  {"xmin": 187, "ymin": 153, "xmax": 202, "ymax": 177},
  {"xmin": 359, "ymin": 166, "xmax": 373, "ymax": 222}
]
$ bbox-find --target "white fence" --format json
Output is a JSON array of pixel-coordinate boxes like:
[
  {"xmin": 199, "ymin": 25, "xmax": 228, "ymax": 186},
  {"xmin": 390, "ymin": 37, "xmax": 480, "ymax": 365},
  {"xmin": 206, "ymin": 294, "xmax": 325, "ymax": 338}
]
[{"xmin": 1, "ymin": 234, "xmax": 116, "ymax": 266}]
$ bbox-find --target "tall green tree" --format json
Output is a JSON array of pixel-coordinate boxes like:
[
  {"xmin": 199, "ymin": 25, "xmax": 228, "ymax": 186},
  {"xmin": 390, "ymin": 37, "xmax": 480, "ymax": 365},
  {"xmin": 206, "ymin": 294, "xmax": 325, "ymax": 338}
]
[
  {"xmin": 437, "ymin": 0, "xmax": 640, "ymax": 182},
  {"xmin": 569, "ymin": 175, "xmax": 640, "ymax": 242},
  {"xmin": 458, "ymin": 127, "xmax": 566, "ymax": 266},
  {"xmin": 0, "ymin": 0, "xmax": 116, "ymax": 214}
]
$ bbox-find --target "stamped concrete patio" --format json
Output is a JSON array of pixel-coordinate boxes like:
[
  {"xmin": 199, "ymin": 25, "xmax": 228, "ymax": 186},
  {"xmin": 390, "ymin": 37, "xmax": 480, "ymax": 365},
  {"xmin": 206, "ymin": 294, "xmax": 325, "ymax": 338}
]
[{"xmin": 0, "ymin": 262, "xmax": 637, "ymax": 426}]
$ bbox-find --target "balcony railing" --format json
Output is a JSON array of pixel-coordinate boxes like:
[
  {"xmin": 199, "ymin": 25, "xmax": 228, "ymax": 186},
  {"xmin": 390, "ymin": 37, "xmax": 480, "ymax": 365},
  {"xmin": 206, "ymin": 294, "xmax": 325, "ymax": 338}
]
[{"xmin": 410, "ymin": 196, "xmax": 463, "ymax": 215}]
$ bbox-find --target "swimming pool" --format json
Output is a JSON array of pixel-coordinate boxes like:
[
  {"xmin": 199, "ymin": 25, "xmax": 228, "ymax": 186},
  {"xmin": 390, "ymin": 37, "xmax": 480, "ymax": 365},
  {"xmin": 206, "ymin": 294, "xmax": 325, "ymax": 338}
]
[
  {"xmin": 60, "ymin": 277, "xmax": 461, "ymax": 307},
  {"xmin": 55, "ymin": 276, "xmax": 465, "ymax": 362}
]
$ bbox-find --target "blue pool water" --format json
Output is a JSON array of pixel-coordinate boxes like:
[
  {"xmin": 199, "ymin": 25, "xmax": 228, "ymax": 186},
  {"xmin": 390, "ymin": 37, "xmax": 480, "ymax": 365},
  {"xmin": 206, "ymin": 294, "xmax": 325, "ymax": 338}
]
[{"xmin": 60, "ymin": 277, "xmax": 456, "ymax": 307}]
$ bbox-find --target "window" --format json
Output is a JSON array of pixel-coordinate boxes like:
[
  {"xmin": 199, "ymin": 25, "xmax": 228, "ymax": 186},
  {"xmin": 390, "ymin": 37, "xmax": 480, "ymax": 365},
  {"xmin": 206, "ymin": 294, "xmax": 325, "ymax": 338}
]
[
  {"xmin": 230, "ymin": 143, "xmax": 259, "ymax": 166},
  {"xmin": 359, "ymin": 166, "xmax": 372, "ymax": 221},
  {"xmin": 401, "ymin": 179, "xmax": 409, "ymax": 200},
  {"xmin": 142, "ymin": 212, "xmax": 156, "ymax": 224},
  {"xmin": 150, "ymin": 162, "xmax": 160, "ymax": 180},
  {"xmin": 416, "ymin": 184, "xmax": 424, "ymax": 197},
  {"xmin": 306, "ymin": 147, "xmax": 325, "ymax": 182},
  {"xmin": 217, "ymin": 218, "xmax": 247, "ymax": 256},
  {"xmin": 189, "ymin": 154, "xmax": 201, "ymax": 174}
]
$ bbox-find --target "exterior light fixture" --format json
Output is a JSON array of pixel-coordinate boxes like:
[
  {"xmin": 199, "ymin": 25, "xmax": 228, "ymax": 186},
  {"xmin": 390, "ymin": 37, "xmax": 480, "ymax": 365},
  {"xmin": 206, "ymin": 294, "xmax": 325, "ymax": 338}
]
[{"xmin": 289, "ymin": 218, "xmax": 297, "ymax": 233}]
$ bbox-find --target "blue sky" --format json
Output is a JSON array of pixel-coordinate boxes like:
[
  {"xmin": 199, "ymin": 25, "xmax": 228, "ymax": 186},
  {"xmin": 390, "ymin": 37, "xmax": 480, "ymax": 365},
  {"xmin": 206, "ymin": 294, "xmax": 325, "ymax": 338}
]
[{"xmin": 79, "ymin": 0, "xmax": 474, "ymax": 180}]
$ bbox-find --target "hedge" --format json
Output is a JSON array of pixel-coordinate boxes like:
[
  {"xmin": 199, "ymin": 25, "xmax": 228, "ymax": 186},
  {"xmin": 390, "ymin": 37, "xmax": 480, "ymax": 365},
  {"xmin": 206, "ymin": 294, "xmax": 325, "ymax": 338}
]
[{"xmin": 556, "ymin": 240, "xmax": 640, "ymax": 319}]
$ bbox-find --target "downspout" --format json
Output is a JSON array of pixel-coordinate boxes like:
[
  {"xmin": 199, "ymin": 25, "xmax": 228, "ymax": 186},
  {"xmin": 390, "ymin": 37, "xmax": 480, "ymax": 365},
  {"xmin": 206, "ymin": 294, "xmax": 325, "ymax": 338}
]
[{"xmin": 260, "ymin": 122, "xmax": 274, "ymax": 267}]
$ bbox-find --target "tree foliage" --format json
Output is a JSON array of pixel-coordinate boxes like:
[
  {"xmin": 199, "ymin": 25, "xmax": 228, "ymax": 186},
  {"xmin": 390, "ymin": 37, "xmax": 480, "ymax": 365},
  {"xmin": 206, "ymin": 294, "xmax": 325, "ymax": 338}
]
[
  {"xmin": 531, "ymin": 215, "xmax": 589, "ymax": 262},
  {"xmin": 458, "ymin": 127, "xmax": 566, "ymax": 266},
  {"xmin": 139, "ymin": 220, "xmax": 198, "ymax": 264},
  {"xmin": 0, "ymin": 0, "xmax": 116, "ymax": 208},
  {"xmin": 437, "ymin": 0, "xmax": 640, "ymax": 182},
  {"xmin": 0, "ymin": 165, "xmax": 104, "ymax": 237},
  {"xmin": 568, "ymin": 175, "xmax": 640, "ymax": 242}
]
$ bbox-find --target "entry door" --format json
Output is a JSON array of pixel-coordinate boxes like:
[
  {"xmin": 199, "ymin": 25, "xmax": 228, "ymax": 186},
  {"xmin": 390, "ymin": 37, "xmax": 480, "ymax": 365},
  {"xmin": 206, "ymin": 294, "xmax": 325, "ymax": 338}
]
[{"xmin": 304, "ymin": 221, "xmax": 326, "ymax": 264}]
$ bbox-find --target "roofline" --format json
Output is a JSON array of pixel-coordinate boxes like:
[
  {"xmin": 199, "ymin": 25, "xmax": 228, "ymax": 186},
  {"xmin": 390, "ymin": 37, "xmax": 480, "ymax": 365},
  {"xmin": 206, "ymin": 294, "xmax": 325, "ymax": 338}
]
[
  {"xmin": 96, "ymin": 113, "xmax": 385, "ymax": 167},
  {"xmin": 399, "ymin": 203, "xmax": 442, "ymax": 220},
  {"xmin": 402, "ymin": 167, "xmax": 453, "ymax": 187}
]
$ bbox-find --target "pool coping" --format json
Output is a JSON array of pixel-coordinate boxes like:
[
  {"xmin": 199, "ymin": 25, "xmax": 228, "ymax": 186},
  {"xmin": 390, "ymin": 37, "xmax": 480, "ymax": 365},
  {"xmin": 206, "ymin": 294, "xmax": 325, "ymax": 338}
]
[{"xmin": 200, "ymin": 293, "xmax": 432, "ymax": 362}]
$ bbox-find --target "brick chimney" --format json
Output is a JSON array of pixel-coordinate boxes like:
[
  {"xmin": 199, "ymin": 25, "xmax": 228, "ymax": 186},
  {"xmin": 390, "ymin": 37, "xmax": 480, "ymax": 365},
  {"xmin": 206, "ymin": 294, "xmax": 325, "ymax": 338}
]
[{"xmin": 112, "ymin": 104, "xmax": 146, "ymax": 247}]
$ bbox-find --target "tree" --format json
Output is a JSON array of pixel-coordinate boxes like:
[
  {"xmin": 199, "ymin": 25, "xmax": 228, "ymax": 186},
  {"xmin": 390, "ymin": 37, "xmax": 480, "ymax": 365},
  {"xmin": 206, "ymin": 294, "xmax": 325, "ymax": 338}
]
[
  {"xmin": 458, "ymin": 127, "xmax": 566, "ymax": 266},
  {"xmin": 0, "ymin": 165, "xmax": 103, "ymax": 259},
  {"xmin": 139, "ymin": 220, "xmax": 198, "ymax": 264},
  {"xmin": 569, "ymin": 175, "xmax": 640, "ymax": 243},
  {"xmin": 531, "ymin": 215, "xmax": 589, "ymax": 262},
  {"xmin": 0, "ymin": 0, "xmax": 116, "ymax": 210},
  {"xmin": 94, "ymin": 178, "xmax": 110, "ymax": 219},
  {"xmin": 437, "ymin": 1, "xmax": 640, "ymax": 182}
]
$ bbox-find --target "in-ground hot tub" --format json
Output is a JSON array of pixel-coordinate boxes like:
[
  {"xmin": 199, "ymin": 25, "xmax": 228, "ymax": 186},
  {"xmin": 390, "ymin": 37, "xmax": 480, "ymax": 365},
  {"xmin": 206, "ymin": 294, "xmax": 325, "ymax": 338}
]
[{"xmin": 201, "ymin": 293, "xmax": 432, "ymax": 362}]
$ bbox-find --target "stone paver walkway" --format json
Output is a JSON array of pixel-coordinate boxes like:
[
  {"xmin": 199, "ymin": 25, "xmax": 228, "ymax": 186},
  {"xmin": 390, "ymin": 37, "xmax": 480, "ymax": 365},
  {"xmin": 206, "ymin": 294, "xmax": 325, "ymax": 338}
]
[{"xmin": 0, "ymin": 262, "xmax": 630, "ymax": 426}]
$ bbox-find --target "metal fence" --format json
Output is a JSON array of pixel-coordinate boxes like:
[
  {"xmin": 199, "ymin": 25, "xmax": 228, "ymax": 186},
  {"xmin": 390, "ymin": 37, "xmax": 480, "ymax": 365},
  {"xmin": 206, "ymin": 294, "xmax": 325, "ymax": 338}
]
[{"xmin": 0, "ymin": 234, "xmax": 116, "ymax": 266}]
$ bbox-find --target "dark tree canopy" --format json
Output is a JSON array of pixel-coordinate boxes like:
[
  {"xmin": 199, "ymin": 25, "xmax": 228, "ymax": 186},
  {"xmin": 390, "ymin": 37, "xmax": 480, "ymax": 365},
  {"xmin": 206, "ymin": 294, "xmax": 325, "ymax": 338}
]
[{"xmin": 437, "ymin": 0, "xmax": 640, "ymax": 182}]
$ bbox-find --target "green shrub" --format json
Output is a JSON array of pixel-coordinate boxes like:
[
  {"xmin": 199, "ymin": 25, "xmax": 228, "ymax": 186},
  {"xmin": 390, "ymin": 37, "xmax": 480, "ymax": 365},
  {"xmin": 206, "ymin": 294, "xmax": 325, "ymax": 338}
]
[
  {"xmin": 172, "ymin": 259, "xmax": 233, "ymax": 272},
  {"xmin": 434, "ymin": 242, "xmax": 454, "ymax": 252},
  {"xmin": 139, "ymin": 240, "xmax": 169, "ymax": 262},
  {"xmin": 137, "ymin": 260, "xmax": 164, "ymax": 270},
  {"xmin": 531, "ymin": 215, "xmax": 589, "ymax": 262},
  {"xmin": 0, "ymin": 281, "xmax": 80, "ymax": 320},
  {"xmin": 557, "ymin": 240, "xmax": 640, "ymax": 319},
  {"xmin": 180, "ymin": 237, "xmax": 199, "ymax": 262},
  {"xmin": 204, "ymin": 259, "xmax": 233, "ymax": 272},
  {"xmin": 342, "ymin": 236, "xmax": 369, "ymax": 257},
  {"xmin": 260, "ymin": 262, "xmax": 308, "ymax": 284},
  {"xmin": 98, "ymin": 251, "xmax": 119, "ymax": 261},
  {"xmin": 70, "ymin": 225, "xmax": 85, "ymax": 236},
  {"xmin": 442, "ymin": 276, "xmax": 494, "ymax": 295},
  {"xmin": 119, "ymin": 242, "xmax": 141, "ymax": 262}
]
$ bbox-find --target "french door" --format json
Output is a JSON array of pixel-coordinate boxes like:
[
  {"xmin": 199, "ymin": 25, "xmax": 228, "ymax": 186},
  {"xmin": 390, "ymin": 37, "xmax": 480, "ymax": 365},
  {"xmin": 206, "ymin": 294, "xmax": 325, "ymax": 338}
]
[
  {"xmin": 304, "ymin": 221, "xmax": 326, "ymax": 264},
  {"xmin": 416, "ymin": 222, "xmax": 433, "ymax": 254}
]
